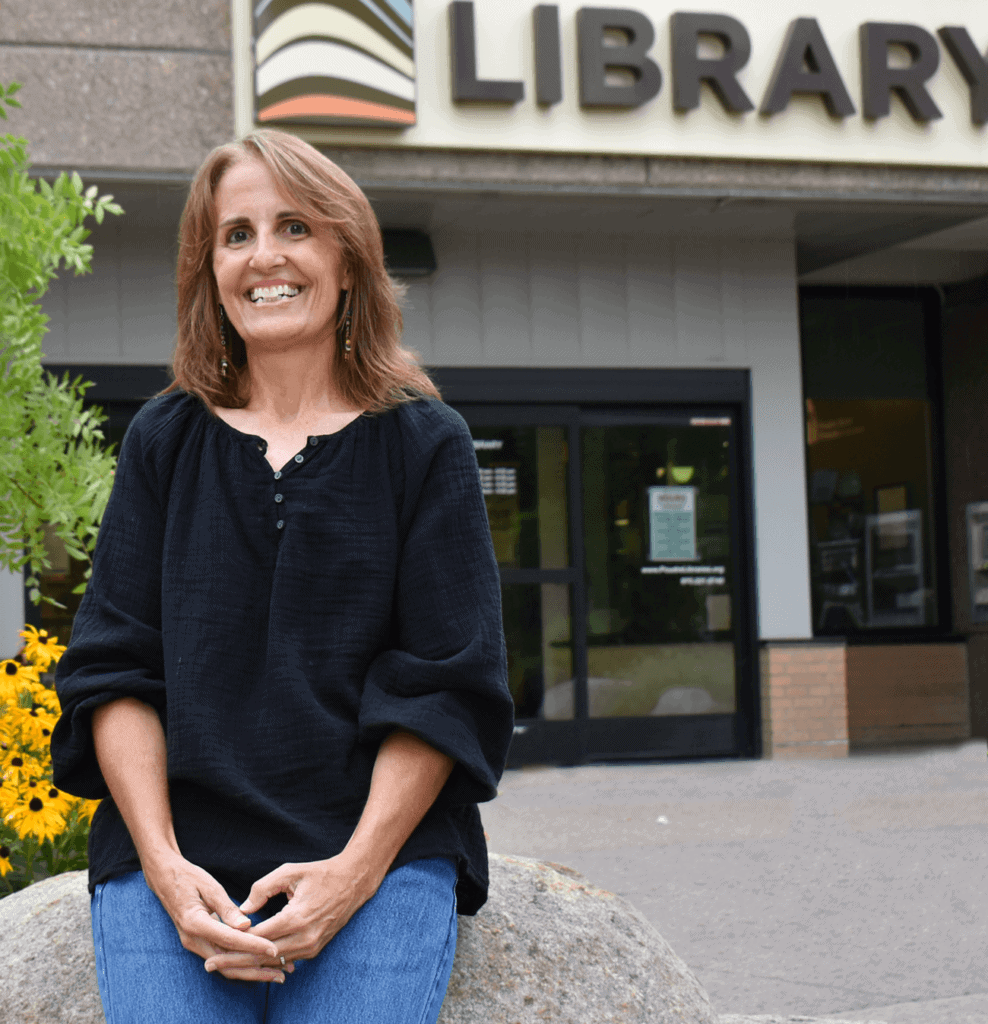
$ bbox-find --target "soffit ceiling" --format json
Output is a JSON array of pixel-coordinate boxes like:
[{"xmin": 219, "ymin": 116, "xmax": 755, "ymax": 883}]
[{"xmin": 80, "ymin": 179, "xmax": 988, "ymax": 289}]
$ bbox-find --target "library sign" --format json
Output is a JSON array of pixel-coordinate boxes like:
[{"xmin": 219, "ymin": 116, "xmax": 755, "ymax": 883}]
[
  {"xmin": 448, "ymin": 5, "xmax": 985, "ymax": 122},
  {"xmin": 238, "ymin": 0, "xmax": 988, "ymax": 165}
]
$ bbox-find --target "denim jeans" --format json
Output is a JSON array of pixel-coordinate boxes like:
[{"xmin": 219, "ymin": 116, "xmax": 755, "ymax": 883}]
[{"xmin": 91, "ymin": 858, "xmax": 458, "ymax": 1024}]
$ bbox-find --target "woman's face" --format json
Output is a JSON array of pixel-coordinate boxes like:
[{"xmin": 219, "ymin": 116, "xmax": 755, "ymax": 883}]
[{"xmin": 212, "ymin": 157, "xmax": 351, "ymax": 356}]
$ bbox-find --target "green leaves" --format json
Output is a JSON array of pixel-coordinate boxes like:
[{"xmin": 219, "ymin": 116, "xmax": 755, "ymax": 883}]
[
  {"xmin": 0, "ymin": 81, "xmax": 22, "ymax": 120},
  {"xmin": 0, "ymin": 81, "xmax": 123, "ymax": 604}
]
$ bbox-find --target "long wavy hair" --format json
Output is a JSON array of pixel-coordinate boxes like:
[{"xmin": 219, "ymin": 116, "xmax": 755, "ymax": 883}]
[{"xmin": 166, "ymin": 129, "xmax": 439, "ymax": 412}]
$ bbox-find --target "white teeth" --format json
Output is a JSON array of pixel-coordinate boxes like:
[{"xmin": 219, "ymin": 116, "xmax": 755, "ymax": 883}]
[{"xmin": 250, "ymin": 285, "xmax": 300, "ymax": 302}]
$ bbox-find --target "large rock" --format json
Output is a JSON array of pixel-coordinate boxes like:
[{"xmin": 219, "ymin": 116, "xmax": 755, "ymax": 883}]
[
  {"xmin": 441, "ymin": 855, "xmax": 715, "ymax": 1024},
  {"xmin": 0, "ymin": 870, "xmax": 102, "ymax": 1024},
  {"xmin": 0, "ymin": 858, "xmax": 887, "ymax": 1024}
]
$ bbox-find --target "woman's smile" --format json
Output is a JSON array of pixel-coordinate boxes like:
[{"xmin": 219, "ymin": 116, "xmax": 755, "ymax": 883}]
[{"xmin": 249, "ymin": 282, "xmax": 302, "ymax": 303}]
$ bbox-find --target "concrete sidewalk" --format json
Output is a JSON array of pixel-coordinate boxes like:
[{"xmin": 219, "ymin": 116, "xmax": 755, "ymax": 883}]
[{"xmin": 480, "ymin": 739, "xmax": 988, "ymax": 1024}]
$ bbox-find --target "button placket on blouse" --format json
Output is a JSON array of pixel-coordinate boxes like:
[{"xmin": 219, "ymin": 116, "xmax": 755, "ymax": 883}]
[
  {"xmin": 272, "ymin": 438, "xmax": 319, "ymax": 532},
  {"xmin": 273, "ymin": 467, "xmax": 285, "ymax": 531}
]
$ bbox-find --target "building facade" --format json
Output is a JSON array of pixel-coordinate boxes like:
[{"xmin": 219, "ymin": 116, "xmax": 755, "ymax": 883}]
[{"xmin": 2, "ymin": 0, "xmax": 988, "ymax": 764}]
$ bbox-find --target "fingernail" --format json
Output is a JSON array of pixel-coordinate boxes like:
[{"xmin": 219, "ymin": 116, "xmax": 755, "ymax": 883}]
[
  {"xmin": 235, "ymin": 914, "xmax": 250, "ymax": 925},
  {"xmin": 274, "ymin": 974, "xmax": 285, "ymax": 984},
  {"xmin": 205, "ymin": 964, "xmax": 215, "ymax": 973}
]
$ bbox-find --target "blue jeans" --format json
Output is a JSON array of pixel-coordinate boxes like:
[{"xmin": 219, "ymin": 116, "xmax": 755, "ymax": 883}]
[{"xmin": 91, "ymin": 858, "xmax": 458, "ymax": 1024}]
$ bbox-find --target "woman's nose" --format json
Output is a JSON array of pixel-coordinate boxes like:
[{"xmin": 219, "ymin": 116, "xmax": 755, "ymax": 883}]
[{"xmin": 249, "ymin": 230, "xmax": 287, "ymax": 269}]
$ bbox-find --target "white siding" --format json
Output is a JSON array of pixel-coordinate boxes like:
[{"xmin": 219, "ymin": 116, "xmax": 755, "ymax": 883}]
[
  {"xmin": 41, "ymin": 205, "xmax": 178, "ymax": 366},
  {"xmin": 37, "ymin": 222, "xmax": 812, "ymax": 641}
]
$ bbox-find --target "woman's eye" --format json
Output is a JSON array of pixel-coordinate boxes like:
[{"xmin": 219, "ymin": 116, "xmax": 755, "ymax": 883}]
[
  {"xmin": 228, "ymin": 229, "xmax": 249, "ymax": 244},
  {"xmin": 286, "ymin": 221, "xmax": 308, "ymax": 236}
]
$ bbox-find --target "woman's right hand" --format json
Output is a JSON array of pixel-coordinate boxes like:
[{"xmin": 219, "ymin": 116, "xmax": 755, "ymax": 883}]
[{"xmin": 144, "ymin": 852, "xmax": 293, "ymax": 983}]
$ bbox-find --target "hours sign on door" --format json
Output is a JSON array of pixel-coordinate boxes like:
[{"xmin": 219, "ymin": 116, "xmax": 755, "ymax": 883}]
[{"xmin": 649, "ymin": 486, "xmax": 697, "ymax": 562}]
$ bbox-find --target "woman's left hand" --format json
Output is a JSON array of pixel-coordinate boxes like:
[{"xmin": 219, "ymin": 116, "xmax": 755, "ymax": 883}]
[{"xmin": 202, "ymin": 853, "xmax": 381, "ymax": 974}]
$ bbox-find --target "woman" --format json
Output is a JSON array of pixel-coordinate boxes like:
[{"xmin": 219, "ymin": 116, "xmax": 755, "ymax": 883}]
[{"xmin": 51, "ymin": 129, "xmax": 513, "ymax": 1024}]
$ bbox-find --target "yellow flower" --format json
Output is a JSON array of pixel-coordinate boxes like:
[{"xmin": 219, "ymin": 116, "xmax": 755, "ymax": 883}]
[
  {"xmin": 14, "ymin": 705, "xmax": 57, "ymax": 750},
  {"xmin": 33, "ymin": 686, "xmax": 61, "ymax": 715},
  {"xmin": 18, "ymin": 626, "xmax": 66, "ymax": 672},
  {"xmin": 11, "ymin": 789, "xmax": 65, "ymax": 843},
  {"xmin": 0, "ymin": 659, "xmax": 39, "ymax": 705},
  {"xmin": 43, "ymin": 785, "xmax": 72, "ymax": 816},
  {"xmin": 0, "ymin": 783, "xmax": 18, "ymax": 818},
  {"xmin": 0, "ymin": 747, "xmax": 45, "ymax": 783},
  {"xmin": 0, "ymin": 845, "xmax": 12, "ymax": 877},
  {"xmin": 1, "ymin": 704, "xmax": 56, "ymax": 756},
  {"xmin": 72, "ymin": 797, "xmax": 101, "ymax": 824}
]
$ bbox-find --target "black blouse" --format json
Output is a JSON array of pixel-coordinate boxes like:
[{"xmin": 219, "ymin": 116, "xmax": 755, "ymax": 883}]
[{"xmin": 51, "ymin": 391, "xmax": 513, "ymax": 915}]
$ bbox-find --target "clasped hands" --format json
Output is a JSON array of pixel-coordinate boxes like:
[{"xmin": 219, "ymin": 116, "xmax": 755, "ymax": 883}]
[{"xmin": 148, "ymin": 851, "xmax": 381, "ymax": 984}]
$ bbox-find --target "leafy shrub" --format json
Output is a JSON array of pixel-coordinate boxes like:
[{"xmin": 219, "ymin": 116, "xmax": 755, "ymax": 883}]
[{"xmin": 0, "ymin": 80, "xmax": 122, "ymax": 606}]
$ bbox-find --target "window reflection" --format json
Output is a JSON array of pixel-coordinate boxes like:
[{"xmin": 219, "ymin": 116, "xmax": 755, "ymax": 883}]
[
  {"xmin": 501, "ymin": 583, "xmax": 573, "ymax": 720},
  {"xmin": 473, "ymin": 427, "xmax": 568, "ymax": 569},
  {"xmin": 806, "ymin": 399, "xmax": 937, "ymax": 631}
]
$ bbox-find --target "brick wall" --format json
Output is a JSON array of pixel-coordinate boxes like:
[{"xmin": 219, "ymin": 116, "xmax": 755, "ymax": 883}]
[{"xmin": 760, "ymin": 642, "xmax": 849, "ymax": 759}]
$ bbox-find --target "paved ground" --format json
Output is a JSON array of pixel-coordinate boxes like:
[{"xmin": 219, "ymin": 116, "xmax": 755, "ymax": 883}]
[{"xmin": 480, "ymin": 739, "xmax": 988, "ymax": 1024}]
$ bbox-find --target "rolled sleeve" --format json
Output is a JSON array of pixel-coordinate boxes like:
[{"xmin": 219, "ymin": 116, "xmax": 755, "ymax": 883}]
[
  {"xmin": 358, "ymin": 423, "xmax": 513, "ymax": 805},
  {"xmin": 51, "ymin": 414, "xmax": 167, "ymax": 800}
]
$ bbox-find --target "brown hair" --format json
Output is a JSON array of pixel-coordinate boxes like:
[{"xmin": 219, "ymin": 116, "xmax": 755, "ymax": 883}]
[{"xmin": 166, "ymin": 128, "xmax": 439, "ymax": 412}]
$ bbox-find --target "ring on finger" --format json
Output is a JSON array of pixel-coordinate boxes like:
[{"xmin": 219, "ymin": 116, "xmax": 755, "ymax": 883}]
[{"xmin": 280, "ymin": 956, "xmax": 286, "ymax": 967}]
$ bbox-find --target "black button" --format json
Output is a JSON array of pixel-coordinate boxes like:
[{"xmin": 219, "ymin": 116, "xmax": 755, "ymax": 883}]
[
  {"xmin": 276, "ymin": 520, "xmax": 284, "ymax": 530},
  {"xmin": 294, "ymin": 454, "xmax": 304, "ymax": 464},
  {"xmin": 309, "ymin": 437, "xmax": 319, "ymax": 446},
  {"xmin": 274, "ymin": 493, "xmax": 284, "ymax": 503}
]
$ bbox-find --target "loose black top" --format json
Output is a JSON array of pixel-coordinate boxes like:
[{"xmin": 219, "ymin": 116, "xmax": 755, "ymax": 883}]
[{"xmin": 51, "ymin": 391, "xmax": 513, "ymax": 915}]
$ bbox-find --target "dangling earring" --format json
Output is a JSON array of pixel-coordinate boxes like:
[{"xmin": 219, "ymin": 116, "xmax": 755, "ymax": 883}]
[
  {"xmin": 218, "ymin": 304, "xmax": 230, "ymax": 378},
  {"xmin": 337, "ymin": 290, "xmax": 353, "ymax": 359}
]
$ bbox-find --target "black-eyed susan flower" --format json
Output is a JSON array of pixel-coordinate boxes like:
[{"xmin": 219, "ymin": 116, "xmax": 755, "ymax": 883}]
[
  {"xmin": 44, "ymin": 786, "xmax": 72, "ymax": 816},
  {"xmin": 0, "ymin": 748, "xmax": 44, "ymax": 783},
  {"xmin": 12, "ymin": 791, "xmax": 65, "ymax": 843},
  {"xmin": 0, "ymin": 846, "xmax": 13, "ymax": 877},
  {"xmin": 0, "ymin": 659, "xmax": 38, "ymax": 705},
  {"xmin": 17, "ymin": 706, "xmax": 57, "ymax": 750},
  {"xmin": 18, "ymin": 626, "xmax": 66, "ymax": 672}
]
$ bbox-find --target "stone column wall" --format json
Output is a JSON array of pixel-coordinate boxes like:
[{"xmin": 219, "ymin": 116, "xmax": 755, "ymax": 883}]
[
  {"xmin": 759, "ymin": 641, "xmax": 849, "ymax": 759},
  {"xmin": 0, "ymin": 0, "xmax": 233, "ymax": 174}
]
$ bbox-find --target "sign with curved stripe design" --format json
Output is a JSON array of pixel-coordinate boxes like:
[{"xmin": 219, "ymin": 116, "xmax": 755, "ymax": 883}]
[{"xmin": 253, "ymin": 0, "xmax": 416, "ymax": 128}]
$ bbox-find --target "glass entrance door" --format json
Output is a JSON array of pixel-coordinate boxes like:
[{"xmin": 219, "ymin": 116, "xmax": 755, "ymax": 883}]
[
  {"xmin": 580, "ymin": 416, "xmax": 737, "ymax": 719},
  {"xmin": 457, "ymin": 403, "xmax": 752, "ymax": 764}
]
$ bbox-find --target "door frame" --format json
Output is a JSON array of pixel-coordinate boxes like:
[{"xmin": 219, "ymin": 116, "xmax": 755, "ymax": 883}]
[{"xmin": 433, "ymin": 368, "xmax": 762, "ymax": 764}]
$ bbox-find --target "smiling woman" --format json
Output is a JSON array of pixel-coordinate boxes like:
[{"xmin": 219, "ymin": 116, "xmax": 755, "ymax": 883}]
[{"xmin": 50, "ymin": 129, "xmax": 513, "ymax": 1024}]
